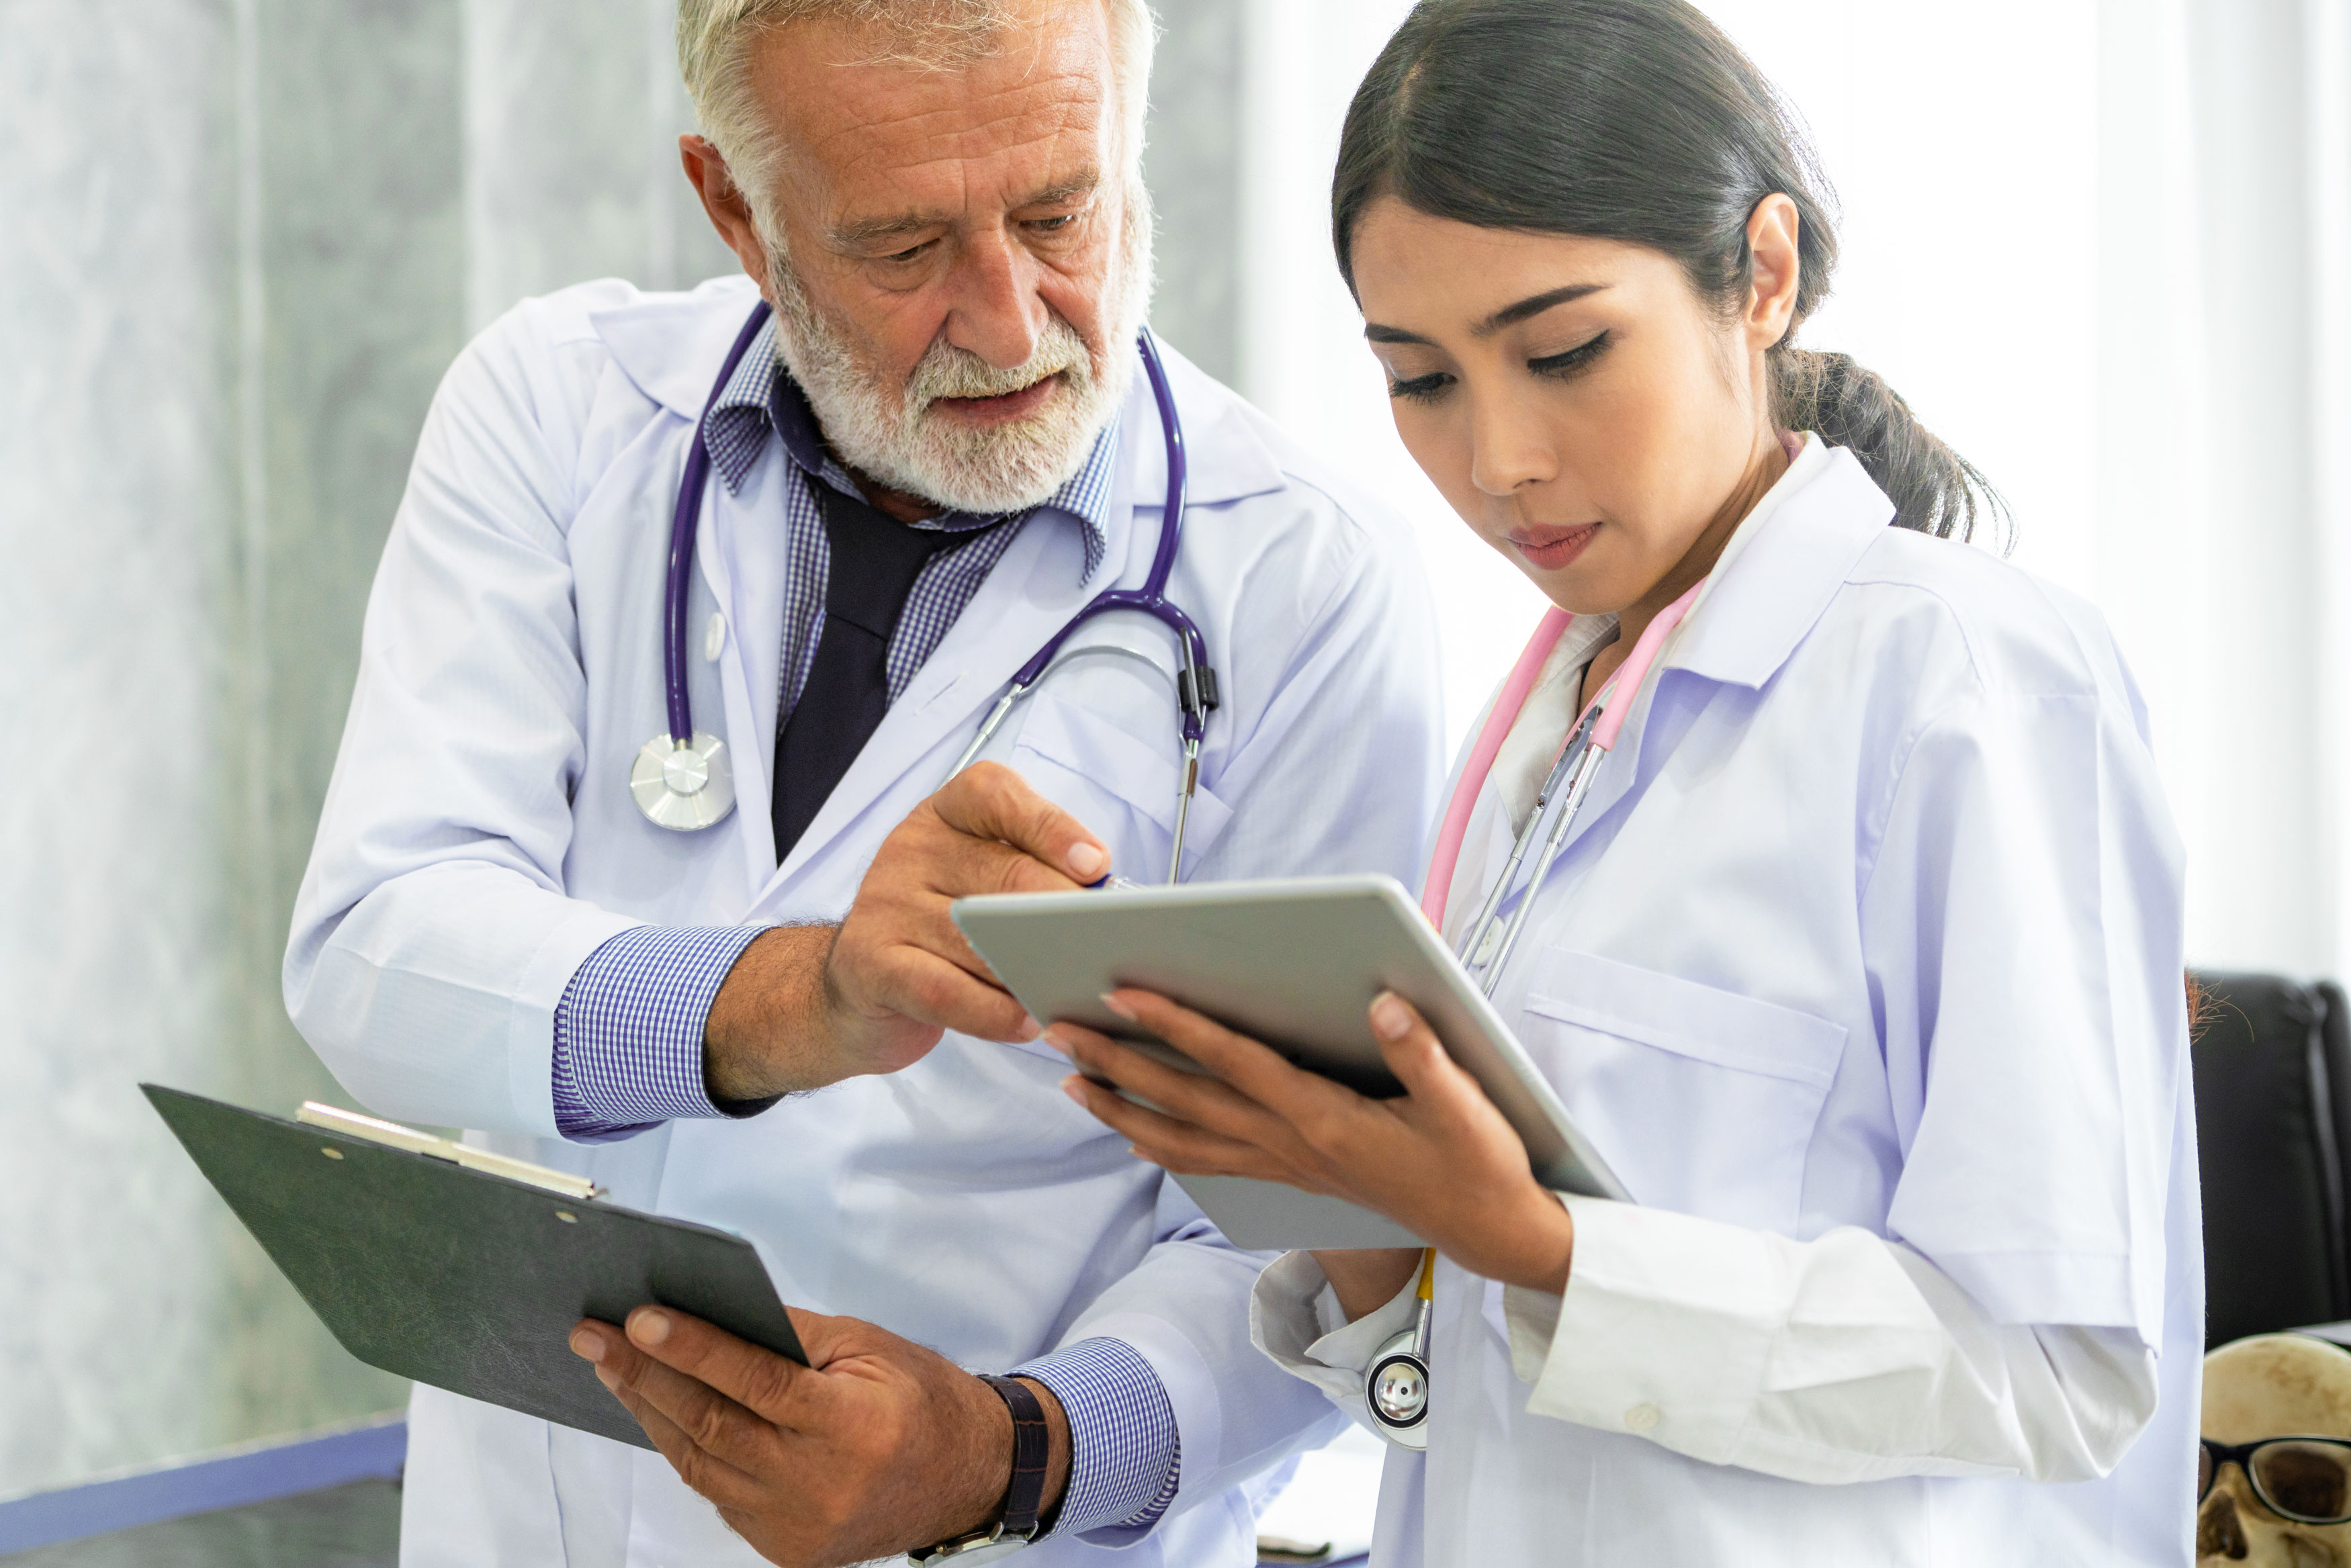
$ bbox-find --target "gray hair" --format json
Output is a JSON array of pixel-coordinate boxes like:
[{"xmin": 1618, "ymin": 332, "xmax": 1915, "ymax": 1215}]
[{"xmin": 677, "ymin": 0, "xmax": 1156, "ymax": 212}]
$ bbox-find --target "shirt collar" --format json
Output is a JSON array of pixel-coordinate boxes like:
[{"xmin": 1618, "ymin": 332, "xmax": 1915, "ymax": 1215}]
[
  {"xmin": 1665, "ymin": 435, "xmax": 1897, "ymax": 690},
  {"xmin": 700, "ymin": 315, "xmax": 1115, "ymax": 579}
]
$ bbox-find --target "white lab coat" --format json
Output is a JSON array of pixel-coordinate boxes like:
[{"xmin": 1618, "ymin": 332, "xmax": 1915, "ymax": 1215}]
[
  {"xmin": 283, "ymin": 275, "xmax": 1446, "ymax": 1567},
  {"xmin": 1253, "ymin": 441, "xmax": 2201, "ymax": 1564}
]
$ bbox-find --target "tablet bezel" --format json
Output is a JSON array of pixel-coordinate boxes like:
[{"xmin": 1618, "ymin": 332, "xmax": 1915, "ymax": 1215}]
[{"xmin": 952, "ymin": 874, "xmax": 1629, "ymax": 1250}]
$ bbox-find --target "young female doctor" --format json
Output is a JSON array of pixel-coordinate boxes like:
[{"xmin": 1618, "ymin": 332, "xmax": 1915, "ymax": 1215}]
[{"xmin": 1047, "ymin": 1, "xmax": 2200, "ymax": 1563}]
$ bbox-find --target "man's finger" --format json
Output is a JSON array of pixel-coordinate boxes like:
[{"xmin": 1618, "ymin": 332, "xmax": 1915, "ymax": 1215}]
[
  {"xmin": 622, "ymin": 1305, "xmax": 834, "ymax": 1433},
  {"xmin": 871, "ymin": 943, "xmax": 1040, "ymax": 1042},
  {"xmin": 571, "ymin": 1319, "xmax": 770, "ymax": 1505},
  {"xmin": 918, "ymin": 824, "xmax": 1098, "ymax": 905},
  {"xmin": 775, "ymin": 1303, "xmax": 862, "ymax": 1369},
  {"xmin": 929, "ymin": 762, "xmax": 1108, "ymax": 884},
  {"xmin": 605, "ymin": 1371, "xmax": 768, "ymax": 1508}
]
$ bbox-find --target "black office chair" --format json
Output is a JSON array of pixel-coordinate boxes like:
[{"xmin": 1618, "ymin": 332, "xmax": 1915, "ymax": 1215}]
[{"xmin": 2191, "ymin": 972, "xmax": 2351, "ymax": 1346}]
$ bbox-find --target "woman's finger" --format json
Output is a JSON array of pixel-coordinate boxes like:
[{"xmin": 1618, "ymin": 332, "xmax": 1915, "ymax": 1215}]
[
  {"xmin": 1106, "ymin": 989, "xmax": 1363, "ymax": 1122},
  {"xmin": 1368, "ymin": 991, "xmax": 1532, "ymax": 1153},
  {"xmin": 1061, "ymin": 1074, "xmax": 1332, "ymax": 1188},
  {"xmin": 1368, "ymin": 992, "xmax": 1474, "ymax": 1102},
  {"xmin": 1049, "ymin": 1029, "xmax": 1293, "ymax": 1146}
]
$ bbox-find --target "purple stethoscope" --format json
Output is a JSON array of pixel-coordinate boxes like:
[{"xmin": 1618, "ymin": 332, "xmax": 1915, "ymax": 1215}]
[{"xmin": 632, "ymin": 299, "xmax": 1218, "ymax": 882}]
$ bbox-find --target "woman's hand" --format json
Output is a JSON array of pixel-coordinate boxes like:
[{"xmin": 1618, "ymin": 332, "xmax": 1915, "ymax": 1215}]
[
  {"xmin": 1309, "ymin": 1248, "xmax": 1425, "ymax": 1322},
  {"xmin": 1049, "ymin": 990, "xmax": 1576, "ymax": 1295}
]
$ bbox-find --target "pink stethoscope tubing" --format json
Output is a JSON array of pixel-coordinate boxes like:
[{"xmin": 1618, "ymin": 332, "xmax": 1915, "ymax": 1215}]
[{"xmin": 1423, "ymin": 578, "xmax": 1706, "ymax": 990}]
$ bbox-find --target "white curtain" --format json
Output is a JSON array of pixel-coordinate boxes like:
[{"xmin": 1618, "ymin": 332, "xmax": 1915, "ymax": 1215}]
[{"xmin": 1229, "ymin": 0, "xmax": 2351, "ymax": 980}]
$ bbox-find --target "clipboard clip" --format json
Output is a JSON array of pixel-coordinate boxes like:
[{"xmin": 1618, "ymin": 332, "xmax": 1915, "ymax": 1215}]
[{"xmin": 296, "ymin": 1103, "xmax": 605, "ymax": 1203}]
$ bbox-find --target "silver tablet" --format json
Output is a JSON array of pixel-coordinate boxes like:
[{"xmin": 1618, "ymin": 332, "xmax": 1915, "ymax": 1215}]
[{"xmin": 952, "ymin": 874, "xmax": 1629, "ymax": 1250}]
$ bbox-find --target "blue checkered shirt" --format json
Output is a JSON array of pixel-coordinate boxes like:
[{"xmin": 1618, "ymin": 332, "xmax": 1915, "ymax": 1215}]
[{"xmin": 547, "ymin": 324, "xmax": 1176, "ymax": 1534}]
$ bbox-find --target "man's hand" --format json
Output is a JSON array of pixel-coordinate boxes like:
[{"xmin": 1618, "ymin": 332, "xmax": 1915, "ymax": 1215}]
[
  {"xmin": 570, "ymin": 1303, "xmax": 1071, "ymax": 1568},
  {"xmin": 704, "ymin": 762, "xmax": 1109, "ymax": 1099}
]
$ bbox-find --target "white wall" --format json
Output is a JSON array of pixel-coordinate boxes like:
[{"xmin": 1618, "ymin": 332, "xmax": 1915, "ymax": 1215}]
[{"xmin": 1237, "ymin": 0, "xmax": 1553, "ymax": 752}]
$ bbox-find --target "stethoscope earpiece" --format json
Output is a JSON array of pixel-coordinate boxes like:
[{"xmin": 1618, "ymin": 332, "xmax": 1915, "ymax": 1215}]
[{"xmin": 629, "ymin": 733, "xmax": 736, "ymax": 832}]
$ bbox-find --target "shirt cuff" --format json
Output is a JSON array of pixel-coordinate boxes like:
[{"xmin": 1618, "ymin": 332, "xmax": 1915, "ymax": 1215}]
[
  {"xmin": 1249, "ymin": 1252, "xmax": 1421, "ymax": 1433},
  {"xmin": 549, "ymin": 924, "xmax": 770, "ymax": 1142},
  {"xmin": 1523, "ymin": 1194, "xmax": 1779, "ymax": 1463},
  {"xmin": 1011, "ymin": 1337, "xmax": 1180, "ymax": 1537}
]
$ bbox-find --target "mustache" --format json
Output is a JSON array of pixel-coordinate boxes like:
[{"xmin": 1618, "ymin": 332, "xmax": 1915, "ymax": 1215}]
[{"xmin": 905, "ymin": 320, "xmax": 1092, "ymax": 409}]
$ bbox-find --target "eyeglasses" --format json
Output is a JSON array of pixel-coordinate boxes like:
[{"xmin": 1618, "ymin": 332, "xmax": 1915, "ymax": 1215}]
[{"xmin": 2201, "ymin": 1437, "xmax": 2351, "ymax": 1524}]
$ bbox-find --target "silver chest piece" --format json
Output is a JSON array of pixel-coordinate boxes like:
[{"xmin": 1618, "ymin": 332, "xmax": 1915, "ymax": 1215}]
[
  {"xmin": 1366, "ymin": 1334, "xmax": 1431, "ymax": 1449},
  {"xmin": 1365, "ymin": 1291, "xmax": 1433, "ymax": 1450},
  {"xmin": 631, "ymin": 733, "xmax": 736, "ymax": 831}
]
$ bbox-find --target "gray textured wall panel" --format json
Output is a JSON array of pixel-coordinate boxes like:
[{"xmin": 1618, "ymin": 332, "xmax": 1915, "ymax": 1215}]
[
  {"xmin": 1141, "ymin": 0, "xmax": 1244, "ymax": 385},
  {"xmin": 0, "ymin": 0, "xmax": 245, "ymax": 1497},
  {"xmin": 0, "ymin": 0, "xmax": 1251, "ymax": 1498},
  {"xmin": 463, "ymin": 0, "xmax": 738, "ymax": 328}
]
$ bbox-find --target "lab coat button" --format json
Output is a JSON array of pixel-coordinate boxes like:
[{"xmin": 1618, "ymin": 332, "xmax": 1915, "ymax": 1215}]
[
  {"xmin": 703, "ymin": 612, "xmax": 726, "ymax": 661},
  {"xmin": 1624, "ymin": 1402, "xmax": 1660, "ymax": 1432}
]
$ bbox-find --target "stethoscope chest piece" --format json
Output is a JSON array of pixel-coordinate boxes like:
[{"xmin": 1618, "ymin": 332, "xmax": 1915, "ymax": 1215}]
[
  {"xmin": 1366, "ymin": 1328, "xmax": 1431, "ymax": 1450},
  {"xmin": 1364, "ymin": 1249, "xmax": 1436, "ymax": 1450},
  {"xmin": 631, "ymin": 732, "xmax": 736, "ymax": 831}
]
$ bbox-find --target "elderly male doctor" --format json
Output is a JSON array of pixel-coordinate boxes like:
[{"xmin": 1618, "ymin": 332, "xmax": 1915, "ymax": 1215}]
[{"xmin": 285, "ymin": 1, "xmax": 1441, "ymax": 1565}]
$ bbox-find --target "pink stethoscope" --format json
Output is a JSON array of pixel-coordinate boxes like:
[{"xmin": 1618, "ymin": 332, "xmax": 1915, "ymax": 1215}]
[
  {"xmin": 1419, "ymin": 575, "xmax": 1707, "ymax": 994},
  {"xmin": 1364, "ymin": 573, "xmax": 1706, "ymax": 1451}
]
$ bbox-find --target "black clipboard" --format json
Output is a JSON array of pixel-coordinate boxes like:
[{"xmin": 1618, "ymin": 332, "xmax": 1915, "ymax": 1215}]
[{"xmin": 144, "ymin": 1084, "xmax": 807, "ymax": 1450}]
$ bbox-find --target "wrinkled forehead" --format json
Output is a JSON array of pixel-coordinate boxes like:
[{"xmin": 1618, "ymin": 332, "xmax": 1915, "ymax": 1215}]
[
  {"xmin": 2205, "ymin": 1341, "xmax": 2351, "ymax": 1442},
  {"xmin": 750, "ymin": 4, "xmax": 1116, "ymax": 234}
]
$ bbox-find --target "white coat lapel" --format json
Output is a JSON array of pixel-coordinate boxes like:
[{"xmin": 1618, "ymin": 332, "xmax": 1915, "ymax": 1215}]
[
  {"xmin": 747, "ymin": 481, "xmax": 1133, "ymax": 913},
  {"xmin": 732, "ymin": 335, "xmax": 1280, "ymax": 917},
  {"xmin": 697, "ymin": 449, "xmax": 789, "ymax": 909},
  {"xmin": 1545, "ymin": 444, "xmax": 1894, "ymax": 868}
]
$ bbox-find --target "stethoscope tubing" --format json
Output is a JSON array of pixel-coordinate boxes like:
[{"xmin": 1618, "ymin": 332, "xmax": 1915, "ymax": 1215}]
[
  {"xmin": 1370, "ymin": 578, "xmax": 1705, "ymax": 1448},
  {"xmin": 1446, "ymin": 578, "xmax": 1708, "ymax": 989},
  {"xmin": 650, "ymin": 301, "xmax": 1212, "ymax": 878},
  {"xmin": 665, "ymin": 299, "xmax": 777, "ymax": 746},
  {"xmin": 992, "ymin": 327, "xmax": 1210, "ymax": 741}
]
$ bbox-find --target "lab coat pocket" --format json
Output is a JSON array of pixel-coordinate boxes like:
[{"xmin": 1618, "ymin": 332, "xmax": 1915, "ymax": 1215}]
[
  {"xmin": 1006, "ymin": 690, "xmax": 1235, "ymax": 876},
  {"xmin": 1521, "ymin": 951, "xmax": 1845, "ymax": 1234}
]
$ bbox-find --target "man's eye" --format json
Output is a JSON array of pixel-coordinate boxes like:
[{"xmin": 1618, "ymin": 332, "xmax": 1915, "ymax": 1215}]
[
  {"xmin": 1027, "ymin": 215, "xmax": 1077, "ymax": 233},
  {"xmin": 883, "ymin": 242, "xmax": 931, "ymax": 264}
]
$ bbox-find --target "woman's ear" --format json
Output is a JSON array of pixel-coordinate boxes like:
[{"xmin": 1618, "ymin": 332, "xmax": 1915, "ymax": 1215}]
[{"xmin": 1744, "ymin": 193, "xmax": 1803, "ymax": 352}]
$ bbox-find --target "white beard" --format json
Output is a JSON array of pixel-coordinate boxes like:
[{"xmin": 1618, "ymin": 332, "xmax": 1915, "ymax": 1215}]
[{"xmin": 763, "ymin": 193, "xmax": 1155, "ymax": 516}]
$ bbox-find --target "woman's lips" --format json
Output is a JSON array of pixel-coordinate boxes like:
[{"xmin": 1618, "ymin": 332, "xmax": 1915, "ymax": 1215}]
[
  {"xmin": 930, "ymin": 374, "xmax": 1063, "ymax": 427},
  {"xmin": 1510, "ymin": 522, "xmax": 1599, "ymax": 571}
]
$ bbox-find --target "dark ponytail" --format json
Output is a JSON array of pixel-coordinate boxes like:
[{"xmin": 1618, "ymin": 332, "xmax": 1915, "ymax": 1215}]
[{"xmin": 1333, "ymin": 0, "xmax": 2005, "ymax": 543}]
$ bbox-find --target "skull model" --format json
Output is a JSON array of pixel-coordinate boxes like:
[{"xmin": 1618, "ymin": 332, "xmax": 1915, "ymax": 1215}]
[{"xmin": 2201, "ymin": 1334, "xmax": 2351, "ymax": 1564}]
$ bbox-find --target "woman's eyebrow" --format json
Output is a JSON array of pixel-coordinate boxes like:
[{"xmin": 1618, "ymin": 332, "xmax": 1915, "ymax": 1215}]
[
  {"xmin": 1476, "ymin": 282, "xmax": 1611, "ymax": 336},
  {"xmin": 1363, "ymin": 282, "xmax": 1613, "ymax": 348}
]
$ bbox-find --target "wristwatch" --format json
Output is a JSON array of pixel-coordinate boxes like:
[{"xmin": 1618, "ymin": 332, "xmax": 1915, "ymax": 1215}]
[{"xmin": 908, "ymin": 1375, "xmax": 1051, "ymax": 1563}]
